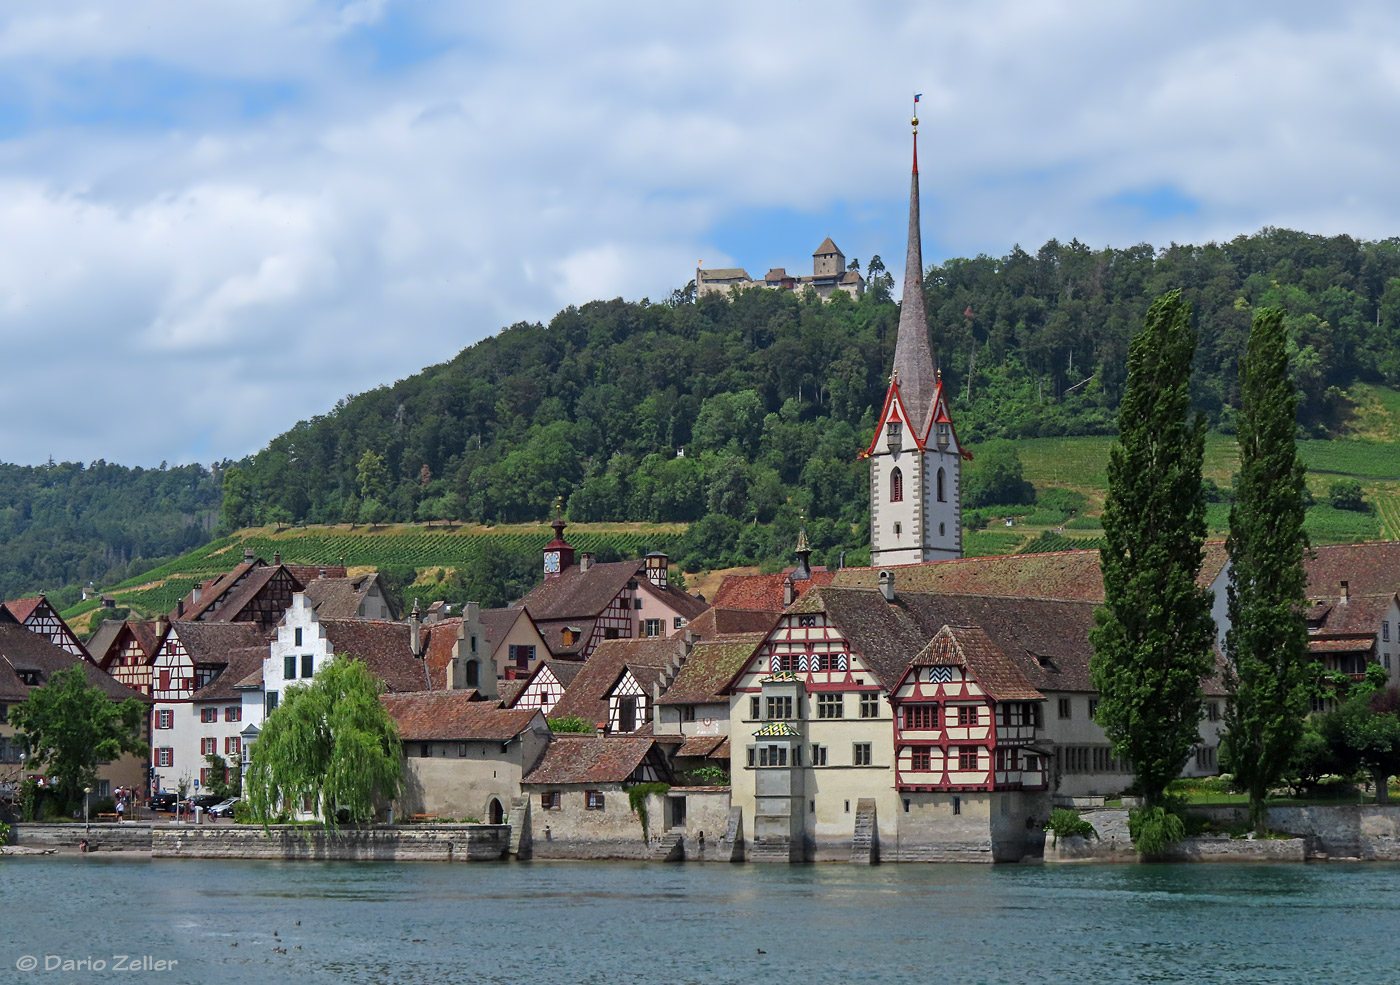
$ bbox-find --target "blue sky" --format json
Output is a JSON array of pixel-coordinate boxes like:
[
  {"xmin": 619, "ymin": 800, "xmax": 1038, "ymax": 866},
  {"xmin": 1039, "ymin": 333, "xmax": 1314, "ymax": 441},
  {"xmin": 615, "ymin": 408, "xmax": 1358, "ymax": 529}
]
[{"xmin": 2, "ymin": 0, "xmax": 1399, "ymax": 466}]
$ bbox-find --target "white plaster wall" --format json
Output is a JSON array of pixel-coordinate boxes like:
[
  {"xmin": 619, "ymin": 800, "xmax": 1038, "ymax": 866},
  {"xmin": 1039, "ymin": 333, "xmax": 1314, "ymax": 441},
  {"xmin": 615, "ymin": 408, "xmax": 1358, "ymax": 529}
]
[
  {"xmin": 923, "ymin": 444, "xmax": 962, "ymax": 559},
  {"xmin": 871, "ymin": 447, "xmax": 924, "ymax": 566}
]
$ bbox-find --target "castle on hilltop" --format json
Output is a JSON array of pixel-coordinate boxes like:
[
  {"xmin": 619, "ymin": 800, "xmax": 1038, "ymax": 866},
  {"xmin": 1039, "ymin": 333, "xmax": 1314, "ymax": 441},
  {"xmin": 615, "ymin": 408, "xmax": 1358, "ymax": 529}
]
[{"xmin": 696, "ymin": 237, "xmax": 865, "ymax": 300}]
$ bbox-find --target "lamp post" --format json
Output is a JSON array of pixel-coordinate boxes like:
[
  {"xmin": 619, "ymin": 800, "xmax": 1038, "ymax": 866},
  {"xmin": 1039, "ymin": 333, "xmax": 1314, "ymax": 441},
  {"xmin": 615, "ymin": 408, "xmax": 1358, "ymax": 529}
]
[{"xmin": 83, "ymin": 786, "xmax": 92, "ymax": 833}]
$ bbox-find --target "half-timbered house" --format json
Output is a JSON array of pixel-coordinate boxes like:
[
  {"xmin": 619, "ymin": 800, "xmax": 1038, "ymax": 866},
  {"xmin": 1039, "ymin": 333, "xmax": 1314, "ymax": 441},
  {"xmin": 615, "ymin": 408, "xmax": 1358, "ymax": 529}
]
[
  {"xmin": 547, "ymin": 636, "xmax": 684, "ymax": 733},
  {"xmin": 506, "ymin": 660, "xmax": 583, "ymax": 717},
  {"xmin": 2, "ymin": 596, "xmax": 90, "ymax": 660},
  {"xmin": 91, "ymin": 619, "xmax": 164, "ymax": 696}
]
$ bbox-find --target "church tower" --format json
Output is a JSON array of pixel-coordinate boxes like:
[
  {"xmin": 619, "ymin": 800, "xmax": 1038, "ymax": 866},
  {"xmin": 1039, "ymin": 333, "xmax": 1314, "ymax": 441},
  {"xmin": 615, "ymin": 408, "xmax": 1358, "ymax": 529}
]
[{"xmin": 860, "ymin": 109, "xmax": 969, "ymax": 566}]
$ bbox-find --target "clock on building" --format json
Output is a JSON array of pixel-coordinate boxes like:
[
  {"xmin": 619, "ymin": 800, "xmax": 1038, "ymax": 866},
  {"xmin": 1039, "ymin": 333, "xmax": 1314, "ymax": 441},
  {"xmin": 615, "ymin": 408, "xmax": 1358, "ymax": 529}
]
[{"xmin": 543, "ymin": 551, "xmax": 561, "ymax": 573}]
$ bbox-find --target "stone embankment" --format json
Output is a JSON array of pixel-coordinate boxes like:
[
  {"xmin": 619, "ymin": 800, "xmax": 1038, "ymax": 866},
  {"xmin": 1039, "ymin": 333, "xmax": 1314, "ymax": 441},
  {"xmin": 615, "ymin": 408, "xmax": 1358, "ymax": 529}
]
[{"xmin": 13, "ymin": 822, "xmax": 509, "ymax": 861}]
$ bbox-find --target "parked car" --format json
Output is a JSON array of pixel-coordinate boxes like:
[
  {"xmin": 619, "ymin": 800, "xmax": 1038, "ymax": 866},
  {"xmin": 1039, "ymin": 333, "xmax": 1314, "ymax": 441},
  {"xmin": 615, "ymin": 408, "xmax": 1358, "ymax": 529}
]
[
  {"xmin": 190, "ymin": 794, "xmax": 223, "ymax": 811},
  {"xmin": 147, "ymin": 793, "xmax": 178, "ymax": 813},
  {"xmin": 206, "ymin": 798, "xmax": 239, "ymax": 818}
]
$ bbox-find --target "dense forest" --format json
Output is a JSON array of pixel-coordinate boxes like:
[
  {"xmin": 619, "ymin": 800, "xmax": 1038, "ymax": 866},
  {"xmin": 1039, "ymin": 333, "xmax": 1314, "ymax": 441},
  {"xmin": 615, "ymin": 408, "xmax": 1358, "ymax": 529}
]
[
  {"xmin": 0, "ymin": 461, "xmax": 220, "ymax": 602},
  {"xmin": 224, "ymin": 227, "xmax": 1400, "ymax": 571},
  {"xmin": 7, "ymin": 226, "xmax": 1400, "ymax": 598}
]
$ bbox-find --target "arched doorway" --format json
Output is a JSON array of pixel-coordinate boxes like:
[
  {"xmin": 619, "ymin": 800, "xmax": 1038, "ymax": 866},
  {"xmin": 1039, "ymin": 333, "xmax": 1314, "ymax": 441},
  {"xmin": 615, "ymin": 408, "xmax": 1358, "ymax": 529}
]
[{"xmin": 488, "ymin": 798, "xmax": 505, "ymax": 825}]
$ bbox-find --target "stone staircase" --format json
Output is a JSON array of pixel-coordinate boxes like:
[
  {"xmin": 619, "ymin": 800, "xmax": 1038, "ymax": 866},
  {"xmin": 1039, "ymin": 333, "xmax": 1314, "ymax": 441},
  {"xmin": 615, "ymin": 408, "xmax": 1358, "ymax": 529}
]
[
  {"xmin": 748, "ymin": 836, "xmax": 796, "ymax": 863},
  {"xmin": 718, "ymin": 807, "xmax": 745, "ymax": 862},
  {"xmin": 650, "ymin": 832, "xmax": 684, "ymax": 862},
  {"xmin": 508, "ymin": 796, "xmax": 531, "ymax": 859},
  {"xmin": 851, "ymin": 798, "xmax": 878, "ymax": 864}
]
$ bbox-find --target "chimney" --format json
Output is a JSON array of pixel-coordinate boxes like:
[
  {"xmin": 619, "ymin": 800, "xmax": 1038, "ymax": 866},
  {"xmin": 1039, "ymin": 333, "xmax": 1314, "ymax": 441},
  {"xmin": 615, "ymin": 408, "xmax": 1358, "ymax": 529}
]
[
  {"xmin": 839, "ymin": 550, "xmax": 846, "ymax": 570},
  {"xmin": 879, "ymin": 569, "xmax": 896, "ymax": 603},
  {"xmin": 318, "ymin": 567, "xmax": 327, "ymax": 579},
  {"xmin": 579, "ymin": 552, "xmax": 595, "ymax": 573},
  {"xmin": 176, "ymin": 598, "xmax": 185, "ymax": 618},
  {"xmin": 155, "ymin": 616, "xmax": 169, "ymax": 640},
  {"xmin": 191, "ymin": 581, "xmax": 203, "ymax": 604},
  {"xmin": 783, "ymin": 575, "xmax": 795, "ymax": 607},
  {"xmin": 273, "ymin": 551, "xmax": 281, "ymax": 566},
  {"xmin": 1340, "ymin": 580, "xmax": 1350, "ymax": 603},
  {"xmin": 243, "ymin": 547, "xmax": 255, "ymax": 562},
  {"xmin": 409, "ymin": 599, "xmax": 422, "ymax": 657}
]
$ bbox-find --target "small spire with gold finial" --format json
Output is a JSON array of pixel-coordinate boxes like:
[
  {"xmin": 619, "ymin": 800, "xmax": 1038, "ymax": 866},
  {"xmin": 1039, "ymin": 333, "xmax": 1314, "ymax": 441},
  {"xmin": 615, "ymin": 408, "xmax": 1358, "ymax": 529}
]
[{"xmin": 793, "ymin": 512, "xmax": 812, "ymax": 582}]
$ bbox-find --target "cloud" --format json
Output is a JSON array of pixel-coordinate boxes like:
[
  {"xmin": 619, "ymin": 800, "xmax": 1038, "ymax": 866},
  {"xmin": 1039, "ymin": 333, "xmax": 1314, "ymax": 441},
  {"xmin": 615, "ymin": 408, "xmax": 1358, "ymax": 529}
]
[{"xmin": 0, "ymin": 0, "xmax": 1398, "ymax": 465}]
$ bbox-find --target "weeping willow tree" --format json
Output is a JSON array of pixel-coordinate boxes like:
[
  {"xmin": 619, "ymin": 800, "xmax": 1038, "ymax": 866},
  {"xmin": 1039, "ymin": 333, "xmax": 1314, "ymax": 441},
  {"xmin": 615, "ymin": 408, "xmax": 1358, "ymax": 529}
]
[{"xmin": 244, "ymin": 656, "xmax": 402, "ymax": 829}]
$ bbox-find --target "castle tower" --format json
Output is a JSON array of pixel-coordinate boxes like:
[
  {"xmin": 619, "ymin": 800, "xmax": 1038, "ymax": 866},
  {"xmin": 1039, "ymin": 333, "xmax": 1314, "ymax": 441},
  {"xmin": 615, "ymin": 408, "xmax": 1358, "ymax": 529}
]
[{"xmin": 860, "ymin": 109, "xmax": 969, "ymax": 566}]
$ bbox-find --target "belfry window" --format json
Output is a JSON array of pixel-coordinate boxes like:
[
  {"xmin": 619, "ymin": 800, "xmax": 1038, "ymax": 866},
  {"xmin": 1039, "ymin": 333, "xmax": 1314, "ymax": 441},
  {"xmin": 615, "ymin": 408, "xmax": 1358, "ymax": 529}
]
[
  {"xmin": 890, "ymin": 467, "xmax": 904, "ymax": 503},
  {"xmin": 937, "ymin": 467, "xmax": 946, "ymax": 502}
]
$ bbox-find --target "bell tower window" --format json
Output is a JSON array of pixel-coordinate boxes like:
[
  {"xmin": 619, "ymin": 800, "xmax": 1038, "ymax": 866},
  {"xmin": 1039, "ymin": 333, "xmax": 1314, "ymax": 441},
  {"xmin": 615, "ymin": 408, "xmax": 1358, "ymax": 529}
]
[
  {"xmin": 937, "ymin": 467, "xmax": 946, "ymax": 502},
  {"xmin": 890, "ymin": 466, "xmax": 904, "ymax": 503}
]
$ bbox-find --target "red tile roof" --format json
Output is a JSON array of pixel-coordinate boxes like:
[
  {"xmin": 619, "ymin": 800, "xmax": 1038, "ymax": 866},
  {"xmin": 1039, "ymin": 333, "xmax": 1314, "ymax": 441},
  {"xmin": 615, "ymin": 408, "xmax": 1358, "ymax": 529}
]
[
  {"xmin": 320, "ymin": 619, "xmax": 428, "ymax": 693},
  {"xmin": 548, "ymin": 636, "xmax": 682, "ymax": 726},
  {"xmin": 711, "ymin": 570, "xmax": 835, "ymax": 611},
  {"xmin": 382, "ymin": 691, "xmax": 543, "ymax": 741},
  {"xmin": 521, "ymin": 734, "xmax": 662, "ymax": 785},
  {"xmin": 687, "ymin": 607, "xmax": 778, "ymax": 638},
  {"xmin": 0, "ymin": 624, "xmax": 149, "ymax": 703},
  {"xmin": 909, "ymin": 625, "xmax": 1043, "ymax": 701},
  {"xmin": 1305, "ymin": 542, "xmax": 1400, "ymax": 600},
  {"xmin": 191, "ymin": 646, "xmax": 268, "ymax": 702},
  {"xmin": 2, "ymin": 597, "xmax": 44, "ymax": 622},
  {"xmin": 659, "ymin": 634, "xmax": 764, "ymax": 706}
]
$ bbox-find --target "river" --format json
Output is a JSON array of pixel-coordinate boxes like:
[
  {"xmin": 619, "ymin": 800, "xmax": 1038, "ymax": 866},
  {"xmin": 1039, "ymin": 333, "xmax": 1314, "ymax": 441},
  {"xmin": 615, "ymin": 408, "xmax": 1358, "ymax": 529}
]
[{"xmin": 3, "ymin": 857, "xmax": 1398, "ymax": 985}]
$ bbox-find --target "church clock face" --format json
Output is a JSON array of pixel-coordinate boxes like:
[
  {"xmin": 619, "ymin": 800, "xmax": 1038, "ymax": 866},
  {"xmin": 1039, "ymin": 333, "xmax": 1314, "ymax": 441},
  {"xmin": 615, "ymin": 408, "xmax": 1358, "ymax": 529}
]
[{"xmin": 543, "ymin": 551, "xmax": 561, "ymax": 573}]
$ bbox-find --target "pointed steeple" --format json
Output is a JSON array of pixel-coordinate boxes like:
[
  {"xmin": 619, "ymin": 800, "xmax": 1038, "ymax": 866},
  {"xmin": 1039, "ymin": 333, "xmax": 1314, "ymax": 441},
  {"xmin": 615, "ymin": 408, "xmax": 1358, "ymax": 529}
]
[
  {"xmin": 793, "ymin": 513, "xmax": 812, "ymax": 582},
  {"xmin": 892, "ymin": 111, "xmax": 939, "ymax": 432}
]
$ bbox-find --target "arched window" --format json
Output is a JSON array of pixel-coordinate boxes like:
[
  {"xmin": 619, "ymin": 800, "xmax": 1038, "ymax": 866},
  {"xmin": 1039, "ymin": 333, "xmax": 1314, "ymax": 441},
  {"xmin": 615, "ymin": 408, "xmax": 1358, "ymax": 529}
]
[
  {"xmin": 890, "ymin": 466, "xmax": 904, "ymax": 503},
  {"xmin": 937, "ymin": 467, "xmax": 946, "ymax": 502}
]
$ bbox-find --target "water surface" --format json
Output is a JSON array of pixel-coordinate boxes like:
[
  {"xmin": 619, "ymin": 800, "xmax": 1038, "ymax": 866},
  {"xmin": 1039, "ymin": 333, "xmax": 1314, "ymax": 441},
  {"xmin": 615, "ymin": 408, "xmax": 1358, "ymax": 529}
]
[{"xmin": 3, "ymin": 858, "xmax": 1398, "ymax": 984}]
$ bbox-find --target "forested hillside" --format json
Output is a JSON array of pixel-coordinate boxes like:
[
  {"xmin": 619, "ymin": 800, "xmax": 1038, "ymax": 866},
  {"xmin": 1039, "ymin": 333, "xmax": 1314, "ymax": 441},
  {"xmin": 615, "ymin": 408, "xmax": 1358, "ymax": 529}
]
[
  {"xmin": 227, "ymin": 228, "xmax": 1400, "ymax": 568},
  {"xmin": 0, "ymin": 461, "xmax": 220, "ymax": 602}
]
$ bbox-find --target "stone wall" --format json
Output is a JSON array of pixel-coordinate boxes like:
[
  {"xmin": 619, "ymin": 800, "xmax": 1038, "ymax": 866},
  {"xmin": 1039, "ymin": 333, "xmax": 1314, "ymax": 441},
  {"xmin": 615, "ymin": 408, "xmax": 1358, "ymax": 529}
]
[
  {"xmin": 149, "ymin": 824, "xmax": 509, "ymax": 861},
  {"xmin": 524, "ymin": 784, "xmax": 659, "ymax": 860},
  {"xmin": 15, "ymin": 823, "xmax": 154, "ymax": 852},
  {"xmin": 1191, "ymin": 804, "xmax": 1400, "ymax": 860}
]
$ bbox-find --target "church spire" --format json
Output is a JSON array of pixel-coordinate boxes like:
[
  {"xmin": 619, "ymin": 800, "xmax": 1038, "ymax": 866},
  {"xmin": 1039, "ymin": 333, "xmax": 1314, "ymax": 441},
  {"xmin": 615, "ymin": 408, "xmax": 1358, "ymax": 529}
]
[{"xmin": 892, "ymin": 107, "xmax": 939, "ymax": 431}]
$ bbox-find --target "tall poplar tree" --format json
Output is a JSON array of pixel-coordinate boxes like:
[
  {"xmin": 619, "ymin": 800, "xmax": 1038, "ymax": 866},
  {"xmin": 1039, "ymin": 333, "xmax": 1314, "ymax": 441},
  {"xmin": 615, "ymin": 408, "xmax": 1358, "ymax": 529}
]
[
  {"xmin": 1090, "ymin": 289, "xmax": 1216, "ymax": 805},
  {"xmin": 1222, "ymin": 306, "xmax": 1311, "ymax": 831}
]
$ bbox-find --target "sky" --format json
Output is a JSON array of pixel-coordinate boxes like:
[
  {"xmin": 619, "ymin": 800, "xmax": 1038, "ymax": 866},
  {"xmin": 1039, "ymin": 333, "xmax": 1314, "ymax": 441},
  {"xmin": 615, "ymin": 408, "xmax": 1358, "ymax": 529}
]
[{"xmin": 2, "ymin": 0, "xmax": 1399, "ymax": 467}]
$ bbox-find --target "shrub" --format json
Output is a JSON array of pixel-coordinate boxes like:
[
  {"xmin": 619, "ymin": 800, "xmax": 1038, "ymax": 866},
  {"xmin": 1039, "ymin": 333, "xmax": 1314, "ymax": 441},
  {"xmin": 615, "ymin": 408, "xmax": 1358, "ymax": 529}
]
[
  {"xmin": 1129, "ymin": 805, "xmax": 1186, "ymax": 856},
  {"xmin": 1036, "ymin": 487, "xmax": 1089, "ymax": 514},
  {"xmin": 548, "ymin": 715, "xmax": 593, "ymax": 734},
  {"xmin": 626, "ymin": 782, "xmax": 671, "ymax": 841},
  {"xmin": 0, "ymin": 821, "xmax": 9, "ymax": 844},
  {"xmin": 678, "ymin": 765, "xmax": 730, "ymax": 786},
  {"xmin": 232, "ymin": 801, "xmax": 254, "ymax": 825},
  {"xmin": 1329, "ymin": 480, "xmax": 1367, "ymax": 512},
  {"xmin": 1044, "ymin": 808, "xmax": 1096, "ymax": 842}
]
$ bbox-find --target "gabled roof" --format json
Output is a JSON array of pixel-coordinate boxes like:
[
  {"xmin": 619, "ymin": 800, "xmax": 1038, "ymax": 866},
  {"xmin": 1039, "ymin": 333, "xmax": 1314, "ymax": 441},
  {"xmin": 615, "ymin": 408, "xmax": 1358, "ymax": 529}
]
[
  {"xmin": 504, "ymin": 657, "xmax": 585, "ymax": 709},
  {"xmin": 908, "ymin": 625, "xmax": 1043, "ymax": 701},
  {"xmin": 519, "ymin": 561, "xmax": 641, "ymax": 621},
  {"xmin": 698, "ymin": 267, "xmax": 750, "ymax": 281},
  {"xmin": 170, "ymin": 622, "xmax": 270, "ymax": 664},
  {"xmin": 1305, "ymin": 542, "xmax": 1400, "ymax": 599},
  {"xmin": 521, "ymin": 734, "xmax": 663, "ymax": 785},
  {"xmin": 547, "ymin": 637, "xmax": 682, "ymax": 726},
  {"xmin": 833, "ymin": 550, "xmax": 1108, "ymax": 602},
  {"xmin": 301, "ymin": 573, "xmax": 395, "ymax": 620},
  {"xmin": 687, "ymin": 607, "xmax": 780, "ymax": 637},
  {"xmin": 2, "ymin": 597, "xmax": 44, "ymax": 622},
  {"xmin": 191, "ymin": 646, "xmax": 268, "ymax": 702},
  {"xmin": 813, "ymin": 237, "xmax": 842, "ymax": 256},
  {"xmin": 320, "ymin": 619, "xmax": 428, "ymax": 693},
  {"xmin": 659, "ymin": 634, "xmax": 765, "ymax": 706},
  {"xmin": 859, "ymin": 377, "xmax": 925, "ymax": 459},
  {"xmin": 480, "ymin": 606, "xmax": 532, "ymax": 659},
  {"xmin": 86, "ymin": 620, "xmax": 126, "ymax": 664},
  {"xmin": 421, "ymin": 618, "xmax": 463, "ymax": 691},
  {"xmin": 0, "ymin": 623, "xmax": 149, "ymax": 703},
  {"xmin": 637, "ymin": 578, "xmax": 711, "ymax": 621},
  {"xmin": 93, "ymin": 620, "xmax": 162, "ymax": 671},
  {"xmin": 382, "ymin": 691, "xmax": 543, "ymax": 741},
  {"xmin": 172, "ymin": 560, "xmax": 262, "ymax": 621},
  {"xmin": 710, "ymin": 570, "xmax": 835, "ymax": 612}
]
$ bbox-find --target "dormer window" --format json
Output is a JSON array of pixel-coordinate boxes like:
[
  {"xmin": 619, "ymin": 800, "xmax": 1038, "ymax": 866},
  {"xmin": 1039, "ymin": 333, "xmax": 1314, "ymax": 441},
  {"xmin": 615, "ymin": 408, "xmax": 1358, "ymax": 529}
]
[{"xmin": 886, "ymin": 421, "xmax": 903, "ymax": 452}]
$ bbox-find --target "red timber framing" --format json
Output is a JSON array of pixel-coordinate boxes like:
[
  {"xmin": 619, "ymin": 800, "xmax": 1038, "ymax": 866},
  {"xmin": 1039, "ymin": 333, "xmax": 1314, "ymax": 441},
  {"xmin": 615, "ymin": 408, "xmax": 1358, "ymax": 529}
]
[
  {"xmin": 890, "ymin": 659, "xmax": 1044, "ymax": 794},
  {"xmin": 104, "ymin": 627, "xmax": 154, "ymax": 696},
  {"xmin": 735, "ymin": 610, "xmax": 882, "ymax": 698},
  {"xmin": 586, "ymin": 591, "xmax": 635, "ymax": 660}
]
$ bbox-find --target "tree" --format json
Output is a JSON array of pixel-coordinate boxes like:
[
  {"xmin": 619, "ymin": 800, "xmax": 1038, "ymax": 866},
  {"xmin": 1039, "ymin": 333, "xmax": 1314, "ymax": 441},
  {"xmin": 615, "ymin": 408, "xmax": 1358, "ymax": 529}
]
[
  {"xmin": 1222, "ymin": 306, "xmax": 1313, "ymax": 832},
  {"xmin": 356, "ymin": 449, "xmax": 391, "ymax": 504},
  {"xmin": 8, "ymin": 666, "xmax": 145, "ymax": 810},
  {"xmin": 359, "ymin": 497, "xmax": 388, "ymax": 527},
  {"xmin": 244, "ymin": 657, "xmax": 402, "ymax": 828},
  {"xmin": 1090, "ymin": 290, "xmax": 1216, "ymax": 805},
  {"xmin": 220, "ymin": 466, "xmax": 255, "ymax": 531},
  {"xmin": 1320, "ymin": 686, "xmax": 1400, "ymax": 802},
  {"xmin": 1329, "ymin": 479, "xmax": 1366, "ymax": 512},
  {"xmin": 203, "ymin": 752, "xmax": 241, "ymax": 799},
  {"xmin": 963, "ymin": 440, "xmax": 1035, "ymax": 508}
]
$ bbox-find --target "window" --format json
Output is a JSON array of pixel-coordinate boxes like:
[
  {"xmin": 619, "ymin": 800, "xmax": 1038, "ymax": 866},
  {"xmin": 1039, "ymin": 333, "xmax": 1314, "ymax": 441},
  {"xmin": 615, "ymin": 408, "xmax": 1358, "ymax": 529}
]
[
  {"xmin": 674, "ymin": 617, "xmax": 686, "ymax": 629},
  {"xmin": 419, "ymin": 743, "xmax": 431, "ymax": 758},
  {"xmin": 887, "ymin": 421, "xmax": 902, "ymax": 443},
  {"xmin": 911, "ymin": 747, "xmax": 932, "ymax": 771},
  {"xmin": 457, "ymin": 743, "xmax": 468, "ymax": 757},
  {"xmin": 200, "ymin": 707, "xmax": 217, "ymax": 723},
  {"xmin": 1088, "ymin": 699, "xmax": 1100, "ymax": 720},
  {"xmin": 156, "ymin": 709, "xmax": 173, "ymax": 729},
  {"xmin": 616, "ymin": 697, "xmax": 638, "ymax": 733},
  {"xmin": 284, "ymin": 655, "xmax": 297, "ymax": 680},
  {"xmin": 585, "ymin": 790, "xmax": 605, "ymax": 810},
  {"xmin": 937, "ymin": 467, "xmax": 946, "ymax": 502},
  {"xmin": 905, "ymin": 704, "xmax": 937, "ymax": 730},
  {"xmin": 890, "ymin": 466, "xmax": 904, "ymax": 503},
  {"xmin": 853, "ymin": 743, "xmax": 872, "ymax": 766},
  {"xmin": 904, "ymin": 798, "xmax": 911, "ymax": 813},
  {"xmin": 766, "ymin": 696, "xmax": 794, "ymax": 720},
  {"xmin": 1058, "ymin": 697, "xmax": 1072, "ymax": 720},
  {"xmin": 294, "ymin": 628, "xmax": 303, "ymax": 646},
  {"xmin": 797, "ymin": 614, "xmax": 818, "ymax": 628},
  {"xmin": 817, "ymin": 693, "xmax": 844, "ymax": 719},
  {"xmin": 642, "ymin": 619, "xmax": 663, "ymax": 638},
  {"xmin": 301, "ymin": 654, "xmax": 314, "ymax": 678},
  {"xmin": 958, "ymin": 746, "xmax": 979, "ymax": 771},
  {"xmin": 1033, "ymin": 703, "xmax": 1044, "ymax": 729},
  {"xmin": 995, "ymin": 748, "xmax": 1019, "ymax": 772},
  {"xmin": 953, "ymin": 796, "xmax": 962, "ymax": 815},
  {"xmin": 1386, "ymin": 621, "xmax": 1391, "ymax": 643},
  {"xmin": 156, "ymin": 748, "xmax": 173, "ymax": 768},
  {"xmin": 894, "ymin": 522, "xmax": 902, "ymax": 537},
  {"xmin": 510, "ymin": 644, "xmax": 535, "ymax": 670},
  {"xmin": 541, "ymin": 791, "xmax": 561, "ymax": 810},
  {"xmin": 0, "ymin": 704, "xmax": 6, "ymax": 725},
  {"xmin": 759, "ymin": 746, "xmax": 788, "ymax": 767},
  {"xmin": 225, "ymin": 737, "xmax": 241, "ymax": 756},
  {"xmin": 225, "ymin": 706, "xmax": 241, "ymax": 723},
  {"xmin": 159, "ymin": 670, "xmax": 170, "ymax": 692},
  {"xmin": 266, "ymin": 691, "xmax": 279, "ymax": 714},
  {"xmin": 860, "ymin": 693, "xmax": 880, "ymax": 719},
  {"xmin": 1207, "ymin": 701, "xmax": 1221, "ymax": 722},
  {"xmin": 1195, "ymin": 745, "xmax": 1217, "ymax": 771},
  {"xmin": 1388, "ymin": 654, "xmax": 1393, "ymax": 670},
  {"xmin": 200, "ymin": 768, "xmax": 211, "ymax": 786},
  {"xmin": 746, "ymin": 746, "xmax": 755, "ymax": 768},
  {"xmin": 201, "ymin": 738, "xmax": 216, "ymax": 755},
  {"xmin": 750, "ymin": 696, "xmax": 761, "ymax": 720},
  {"xmin": 957, "ymin": 706, "xmax": 976, "ymax": 727},
  {"xmin": 678, "ymin": 705, "xmax": 696, "ymax": 722},
  {"xmin": 811, "ymin": 744, "xmax": 827, "ymax": 766}
]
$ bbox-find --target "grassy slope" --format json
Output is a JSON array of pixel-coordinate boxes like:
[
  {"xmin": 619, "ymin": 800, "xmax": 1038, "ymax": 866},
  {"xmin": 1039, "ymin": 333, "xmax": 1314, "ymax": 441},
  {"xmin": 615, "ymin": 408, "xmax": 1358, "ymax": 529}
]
[{"xmin": 64, "ymin": 384, "xmax": 1400, "ymax": 626}]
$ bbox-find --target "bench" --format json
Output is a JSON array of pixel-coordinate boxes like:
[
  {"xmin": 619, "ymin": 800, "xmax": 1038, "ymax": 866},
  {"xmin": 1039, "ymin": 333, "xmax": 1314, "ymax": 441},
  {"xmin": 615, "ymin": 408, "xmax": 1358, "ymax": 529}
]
[
  {"xmin": 96, "ymin": 813, "xmax": 121, "ymax": 822},
  {"xmin": 410, "ymin": 814, "xmax": 439, "ymax": 823}
]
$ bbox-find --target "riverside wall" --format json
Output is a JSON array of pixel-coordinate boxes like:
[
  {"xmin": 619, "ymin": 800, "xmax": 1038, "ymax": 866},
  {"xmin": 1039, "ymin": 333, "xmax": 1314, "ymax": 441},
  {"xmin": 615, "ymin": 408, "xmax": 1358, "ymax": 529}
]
[{"xmin": 13, "ymin": 823, "xmax": 509, "ymax": 862}]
